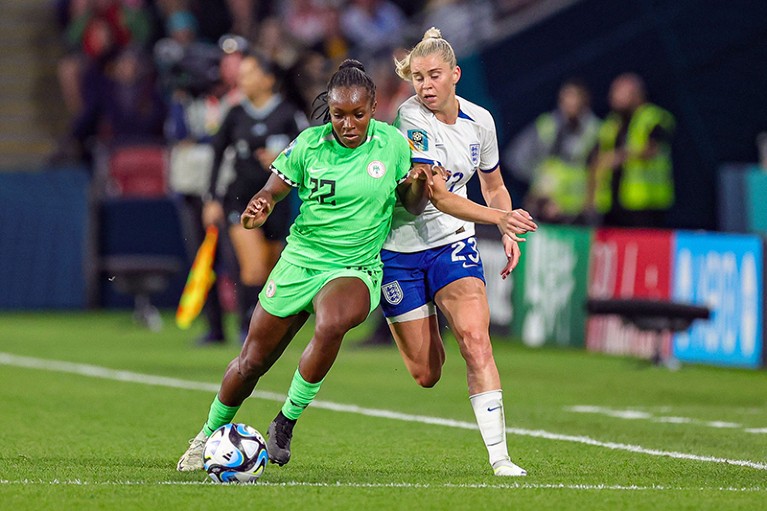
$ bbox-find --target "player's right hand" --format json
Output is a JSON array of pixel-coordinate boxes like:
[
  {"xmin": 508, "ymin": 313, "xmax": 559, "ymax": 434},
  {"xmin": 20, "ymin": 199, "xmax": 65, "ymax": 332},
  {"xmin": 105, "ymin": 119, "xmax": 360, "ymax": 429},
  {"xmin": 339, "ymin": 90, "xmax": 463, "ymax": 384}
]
[{"xmin": 241, "ymin": 196, "xmax": 271, "ymax": 229}]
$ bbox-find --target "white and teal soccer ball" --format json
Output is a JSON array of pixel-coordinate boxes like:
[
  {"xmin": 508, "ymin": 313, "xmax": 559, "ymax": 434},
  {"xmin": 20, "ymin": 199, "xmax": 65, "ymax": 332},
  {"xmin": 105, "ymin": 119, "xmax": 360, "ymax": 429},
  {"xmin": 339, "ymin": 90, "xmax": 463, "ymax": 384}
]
[{"xmin": 203, "ymin": 423, "xmax": 268, "ymax": 483}]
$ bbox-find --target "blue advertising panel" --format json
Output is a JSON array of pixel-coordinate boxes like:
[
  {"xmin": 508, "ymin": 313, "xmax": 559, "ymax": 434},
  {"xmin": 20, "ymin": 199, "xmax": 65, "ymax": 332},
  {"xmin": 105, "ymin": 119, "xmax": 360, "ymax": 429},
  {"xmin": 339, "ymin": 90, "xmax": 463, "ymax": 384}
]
[{"xmin": 672, "ymin": 232, "xmax": 764, "ymax": 368}]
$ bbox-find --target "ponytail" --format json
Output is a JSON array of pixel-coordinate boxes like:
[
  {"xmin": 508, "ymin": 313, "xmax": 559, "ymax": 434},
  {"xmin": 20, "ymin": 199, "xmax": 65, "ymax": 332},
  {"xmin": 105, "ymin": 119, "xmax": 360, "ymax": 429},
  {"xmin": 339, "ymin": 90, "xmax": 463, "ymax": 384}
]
[
  {"xmin": 394, "ymin": 27, "xmax": 457, "ymax": 82},
  {"xmin": 311, "ymin": 59, "xmax": 376, "ymax": 123}
]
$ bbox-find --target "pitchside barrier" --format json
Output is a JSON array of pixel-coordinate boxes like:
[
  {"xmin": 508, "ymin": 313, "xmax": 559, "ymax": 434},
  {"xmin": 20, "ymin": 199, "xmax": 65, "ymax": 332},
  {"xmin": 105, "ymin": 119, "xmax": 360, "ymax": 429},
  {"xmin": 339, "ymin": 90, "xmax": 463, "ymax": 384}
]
[
  {"xmin": 476, "ymin": 224, "xmax": 766, "ymax": 369},
  {"xmin": 671, "ymin": 232, "xmax": 764, "ymax": 368},
  {"xmin": 0, "ymin": 168, "xmax": 90, "ymax": 309},
  {"xmin": 586, "ymin": 228, "xmax": 675, "ymax": 361},
  {"xmin": 1, "ymin": 169, "xmax": 764, "ymax": 368},
  {"xmin": 0, "ymin": 168, "xmax": 188, "ymax": 312}
]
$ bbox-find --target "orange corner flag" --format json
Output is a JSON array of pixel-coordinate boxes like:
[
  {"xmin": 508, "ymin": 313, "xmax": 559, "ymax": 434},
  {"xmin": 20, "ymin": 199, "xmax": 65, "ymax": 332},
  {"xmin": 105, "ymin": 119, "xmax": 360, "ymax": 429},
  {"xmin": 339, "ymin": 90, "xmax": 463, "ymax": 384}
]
[{"xmin": 176, "ymin": 225, "xmax": 219, "ymax": 329}]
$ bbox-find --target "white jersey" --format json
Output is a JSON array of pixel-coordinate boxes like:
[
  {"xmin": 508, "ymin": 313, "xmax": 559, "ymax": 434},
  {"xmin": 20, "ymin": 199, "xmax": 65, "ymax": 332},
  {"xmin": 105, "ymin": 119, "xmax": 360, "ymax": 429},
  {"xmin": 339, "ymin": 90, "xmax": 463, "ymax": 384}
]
[{"xmin": 383, "ymin": 95, "xmax": 501, "ymax": 252}]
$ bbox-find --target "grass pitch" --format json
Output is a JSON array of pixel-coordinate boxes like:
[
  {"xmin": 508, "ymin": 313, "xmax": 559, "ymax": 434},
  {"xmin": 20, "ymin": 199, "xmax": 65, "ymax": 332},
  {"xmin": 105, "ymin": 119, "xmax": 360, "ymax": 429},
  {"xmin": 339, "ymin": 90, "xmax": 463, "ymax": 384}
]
[{"xmin": 0, "ymin": 311, "xmax": 765, "ymax": 510}]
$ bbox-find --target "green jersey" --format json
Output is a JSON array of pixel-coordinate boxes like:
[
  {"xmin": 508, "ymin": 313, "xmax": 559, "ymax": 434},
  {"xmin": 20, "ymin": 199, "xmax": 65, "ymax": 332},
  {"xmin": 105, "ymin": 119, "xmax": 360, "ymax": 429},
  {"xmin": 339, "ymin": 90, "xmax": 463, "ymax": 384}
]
[{"xmin": 271, "ymin": 119, "xmax": 411, "ymax": 271}]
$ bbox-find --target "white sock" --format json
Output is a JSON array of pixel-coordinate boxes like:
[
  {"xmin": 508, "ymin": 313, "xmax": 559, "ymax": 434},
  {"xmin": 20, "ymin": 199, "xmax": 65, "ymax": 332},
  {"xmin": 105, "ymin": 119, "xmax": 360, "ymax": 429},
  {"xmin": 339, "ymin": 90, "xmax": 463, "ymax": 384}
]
[{"xmin": 470, "ymin": 389, "xmax": 509, "ymax": 466}]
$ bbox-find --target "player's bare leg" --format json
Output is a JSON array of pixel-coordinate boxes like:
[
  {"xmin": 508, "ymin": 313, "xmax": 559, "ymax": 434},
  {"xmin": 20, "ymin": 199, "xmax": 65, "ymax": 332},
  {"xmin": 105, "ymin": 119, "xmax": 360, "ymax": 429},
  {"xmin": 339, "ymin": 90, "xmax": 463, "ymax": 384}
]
[
  {"xmin": 267, "ymin": 277, "xmax": 371, "ymax": 466},
  {"xmin": 177, "ymin": 307, "xmax": 308, "ymax": 472},
  {"xmin": 436, "ymin": 277, "xmax": 527, "ymax": 476},
  {"xmin": 388, "ymin": 311, "xmax": 445, "ymax": 387}
]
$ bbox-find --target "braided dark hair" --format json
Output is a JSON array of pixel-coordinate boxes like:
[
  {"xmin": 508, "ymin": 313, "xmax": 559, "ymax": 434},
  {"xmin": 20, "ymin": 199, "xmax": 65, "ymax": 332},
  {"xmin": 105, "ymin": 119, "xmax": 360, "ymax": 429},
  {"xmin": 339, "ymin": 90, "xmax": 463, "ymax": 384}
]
[{"xmin": 311, "ymin": 59, "xmax": 377, "ymax": 123}]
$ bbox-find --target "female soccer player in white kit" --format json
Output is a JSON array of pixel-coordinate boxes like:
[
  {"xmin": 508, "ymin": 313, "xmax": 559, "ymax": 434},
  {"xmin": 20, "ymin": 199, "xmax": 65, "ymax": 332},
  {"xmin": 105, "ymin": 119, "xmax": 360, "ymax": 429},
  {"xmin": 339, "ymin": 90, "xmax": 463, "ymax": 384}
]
[{"xmin": 381, "ymin": 27, "xmax": 537, "ymax": 476}]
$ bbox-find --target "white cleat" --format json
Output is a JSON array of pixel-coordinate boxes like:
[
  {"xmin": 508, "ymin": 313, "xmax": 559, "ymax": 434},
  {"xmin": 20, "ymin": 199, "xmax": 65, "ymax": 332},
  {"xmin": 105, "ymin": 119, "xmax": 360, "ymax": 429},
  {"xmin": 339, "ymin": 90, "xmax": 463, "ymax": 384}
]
[
  {"xmin": 176, "ymin": 428, "xmax": 208, "ymax": 472},
  {"xmin": 492, "ymin": 458, "xmax": 527, "ymax": 477}
]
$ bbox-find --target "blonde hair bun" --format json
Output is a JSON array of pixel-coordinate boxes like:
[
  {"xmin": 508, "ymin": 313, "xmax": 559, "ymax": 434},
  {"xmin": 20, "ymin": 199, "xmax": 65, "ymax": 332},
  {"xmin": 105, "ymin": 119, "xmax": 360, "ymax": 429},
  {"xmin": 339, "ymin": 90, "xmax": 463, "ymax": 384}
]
[
  {"xmin": 394, "ymin": 26, "xmax": 455, "ymax": 81},
  {"xmin": 423, "ymin": 27, "xmax": 442, "ymax": 40}
]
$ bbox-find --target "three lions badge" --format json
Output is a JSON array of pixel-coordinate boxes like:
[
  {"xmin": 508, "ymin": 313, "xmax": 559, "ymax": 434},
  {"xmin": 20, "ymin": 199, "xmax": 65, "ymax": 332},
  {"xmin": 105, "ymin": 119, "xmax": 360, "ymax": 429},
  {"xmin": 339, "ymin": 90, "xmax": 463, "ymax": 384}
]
[{"xmin": 382, "ymin": 281, "xmax": 403, "ymax": 305}]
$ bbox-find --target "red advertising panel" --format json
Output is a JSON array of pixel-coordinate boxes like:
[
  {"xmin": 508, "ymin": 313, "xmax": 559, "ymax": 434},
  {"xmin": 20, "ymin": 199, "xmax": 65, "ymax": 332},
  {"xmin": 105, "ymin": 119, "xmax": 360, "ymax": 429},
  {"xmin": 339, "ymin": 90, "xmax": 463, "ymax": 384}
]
[{"xmin": 586, "ymin": 228, "xmax": 674, "ymax": 359}]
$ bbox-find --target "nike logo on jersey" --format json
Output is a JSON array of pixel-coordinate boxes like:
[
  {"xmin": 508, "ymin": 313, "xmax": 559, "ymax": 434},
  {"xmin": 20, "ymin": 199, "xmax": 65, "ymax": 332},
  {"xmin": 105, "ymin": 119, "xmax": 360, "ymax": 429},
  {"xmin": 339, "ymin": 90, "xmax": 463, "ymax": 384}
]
[
  {"xmin": 487, "ymin": 406, "xmax": 502, "ymax": 412},
  {"xmin": 462, "ymin": 262, "xmax": 478, "ymax": 268},
  {"xmin": 308, "ymin": 167, "xmax": 326, "ymax": 174}
]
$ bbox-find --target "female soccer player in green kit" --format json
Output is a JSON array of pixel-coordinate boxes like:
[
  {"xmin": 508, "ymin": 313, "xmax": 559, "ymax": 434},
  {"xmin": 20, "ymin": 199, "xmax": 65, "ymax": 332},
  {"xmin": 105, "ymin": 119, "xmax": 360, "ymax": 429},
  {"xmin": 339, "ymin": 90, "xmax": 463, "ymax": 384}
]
[{"xmin": 177, "ymin": 59, "xmax": 531, "ymax": 472}]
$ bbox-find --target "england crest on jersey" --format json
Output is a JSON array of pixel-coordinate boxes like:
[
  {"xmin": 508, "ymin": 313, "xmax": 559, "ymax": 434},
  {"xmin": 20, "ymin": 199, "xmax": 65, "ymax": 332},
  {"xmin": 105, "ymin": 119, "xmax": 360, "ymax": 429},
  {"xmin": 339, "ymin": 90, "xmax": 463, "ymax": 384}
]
[
  {"xmin": 469, "ymin": 143, "xmax": 480, "ymax": 167},
  {"xmin": 382, "ymin": 281, "xmax": 403, "ymax": 305}
]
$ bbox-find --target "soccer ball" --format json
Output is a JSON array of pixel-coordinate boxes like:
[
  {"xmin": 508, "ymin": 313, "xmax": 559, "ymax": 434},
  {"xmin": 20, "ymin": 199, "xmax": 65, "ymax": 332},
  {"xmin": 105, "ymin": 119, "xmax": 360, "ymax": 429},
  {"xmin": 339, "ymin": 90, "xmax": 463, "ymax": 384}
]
[{"xmin": 203, "ymin": 423, "xmax": 268, "ymax": 483}]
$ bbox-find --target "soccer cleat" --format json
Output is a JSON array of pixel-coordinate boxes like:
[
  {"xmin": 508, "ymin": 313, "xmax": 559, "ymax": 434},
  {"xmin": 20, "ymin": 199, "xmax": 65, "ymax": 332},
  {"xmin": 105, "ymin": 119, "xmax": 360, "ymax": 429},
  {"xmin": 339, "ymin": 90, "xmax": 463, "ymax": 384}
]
[
  {"xmin": 176, "ymin": 428, "xmax": 208, "ymax": 472},
  {"xmin": 266, "ymin": 411, "xmax": 296, "ymax": 466},
  {"xmin": 492, "ymin": 458, "xmax": 527, "ymax": 477}
]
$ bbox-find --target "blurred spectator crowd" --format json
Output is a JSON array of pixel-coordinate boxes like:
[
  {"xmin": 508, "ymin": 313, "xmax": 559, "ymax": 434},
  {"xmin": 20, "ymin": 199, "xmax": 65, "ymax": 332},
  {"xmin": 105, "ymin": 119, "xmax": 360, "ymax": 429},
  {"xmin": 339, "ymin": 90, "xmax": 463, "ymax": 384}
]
[
  {"xmin": 47, "ymin": 0, "xmax": 683, "ymax": 342},
  {"xmin": 51, "ymin": 0, "xmax": 676, "ymax": 233},
  {"xmin": 49, "ymin": 0, "xmax": 547, "ymax": 341},
  {"xmin": 51, "ymin": 0, "xmax": 536, "ymax": 166}
]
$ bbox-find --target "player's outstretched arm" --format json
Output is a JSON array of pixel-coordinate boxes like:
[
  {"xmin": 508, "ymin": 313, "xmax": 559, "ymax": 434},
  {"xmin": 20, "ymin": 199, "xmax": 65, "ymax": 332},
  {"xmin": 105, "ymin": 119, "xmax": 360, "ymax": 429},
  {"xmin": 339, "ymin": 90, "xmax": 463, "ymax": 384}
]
[
  {"xmin": 241, "ymin": 173, "xmax": 293, "ymax": 229},
  {"xmin": 476, "ymin": 166, "xmax": 538, "ymax": 239},
  {"xmin": 428, "ymin": 169, "xmax": 537, "ymax": 242}
]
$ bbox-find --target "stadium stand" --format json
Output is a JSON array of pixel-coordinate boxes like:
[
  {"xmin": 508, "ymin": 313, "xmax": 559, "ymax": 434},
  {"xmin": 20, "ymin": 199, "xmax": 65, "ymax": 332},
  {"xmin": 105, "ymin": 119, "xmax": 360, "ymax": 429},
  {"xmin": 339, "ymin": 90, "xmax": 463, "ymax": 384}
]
[{"xmin": 106, "ymin": 144, "xmax": 169, "ymax": 198}]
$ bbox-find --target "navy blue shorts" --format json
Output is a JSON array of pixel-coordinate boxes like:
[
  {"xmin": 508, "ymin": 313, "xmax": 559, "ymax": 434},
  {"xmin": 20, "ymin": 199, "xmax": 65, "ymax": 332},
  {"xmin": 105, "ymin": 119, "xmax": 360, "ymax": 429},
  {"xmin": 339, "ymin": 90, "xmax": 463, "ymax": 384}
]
[{"xmin": 380, "ymin": 236, "xmax": 485, "ymax": 318}]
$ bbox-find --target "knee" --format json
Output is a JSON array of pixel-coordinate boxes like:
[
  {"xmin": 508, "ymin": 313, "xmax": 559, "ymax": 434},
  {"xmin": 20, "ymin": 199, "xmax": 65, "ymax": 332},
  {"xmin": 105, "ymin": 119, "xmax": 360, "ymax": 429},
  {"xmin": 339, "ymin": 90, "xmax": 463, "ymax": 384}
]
[
  {"xmin": 410, "ymin": 347, "xmax": 444, "ymax": 388},
  {"xmin": 314, "ymin": 315, "xmax": 359, "ymax": 342},
  {"xmin": 457, "ymin": 329, "xmax": 494, "ymax": 368},
  {"xmin": 236, "ymin": 349, "xmax": 267, "ymax": 382},
  {"xmin": 413, "ymin": 368, "xmax": 441, "ymax": 388},
  {"xmin": 314, "ymin": 309, "xmax": 367, "ymax": 342}
]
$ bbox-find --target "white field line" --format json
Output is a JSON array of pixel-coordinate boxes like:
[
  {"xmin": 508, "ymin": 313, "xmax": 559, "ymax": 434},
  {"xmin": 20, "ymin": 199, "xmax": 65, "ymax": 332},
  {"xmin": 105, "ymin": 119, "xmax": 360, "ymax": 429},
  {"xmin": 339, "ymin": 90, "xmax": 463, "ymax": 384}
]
[
  {"xmin": 2, "ymin": 352, "xmax": 767, "ymax": 472},
  {"xmin": 0, "ymin": 479, "xmax": 765, "ymax": 492},
  {"xmin": 567, "ymin": 405, "xmax": 766, "ymax": 433}
]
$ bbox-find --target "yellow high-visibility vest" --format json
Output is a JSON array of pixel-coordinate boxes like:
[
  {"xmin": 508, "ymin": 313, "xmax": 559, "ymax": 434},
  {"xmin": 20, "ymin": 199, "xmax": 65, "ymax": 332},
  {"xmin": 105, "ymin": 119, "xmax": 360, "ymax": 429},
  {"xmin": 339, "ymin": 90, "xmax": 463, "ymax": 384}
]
[
  {"xmin": 531, "ymin": 113, "xmax": 599, "ymax": 215},
  {"xmin": 594, "ymin": 104, "xmax": 675, "ymax": 212}
]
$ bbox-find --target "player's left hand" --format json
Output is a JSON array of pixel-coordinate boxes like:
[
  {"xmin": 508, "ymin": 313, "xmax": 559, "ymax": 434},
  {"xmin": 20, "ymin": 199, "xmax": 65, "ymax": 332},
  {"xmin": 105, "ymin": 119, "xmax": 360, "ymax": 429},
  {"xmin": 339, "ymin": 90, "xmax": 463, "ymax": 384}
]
[
  {"xmin": 509, "ymin": 208, "xmax": 537, "ymax": 232},
  {"xmin": 500, "ymin": 234, "xmax": 521, "ymax": 279},
  {"xmin": 409, "ymin": 164, "xmax": 450, "ymax": 185},
  {"xmin": 429, "ymin": 164, "xmax": 450, "ymax": 181}
]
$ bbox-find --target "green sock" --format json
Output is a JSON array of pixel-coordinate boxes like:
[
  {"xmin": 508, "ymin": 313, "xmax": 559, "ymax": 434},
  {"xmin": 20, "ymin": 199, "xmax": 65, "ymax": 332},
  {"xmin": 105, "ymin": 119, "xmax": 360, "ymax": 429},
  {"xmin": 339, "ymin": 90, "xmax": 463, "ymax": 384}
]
[
  {"xmin": 202, "ymin": 395, "xmax": 241, "ymax": 437},
  {"xmin": 281, "ymin": 368, "xmax": 324, "ymax": 420}
]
